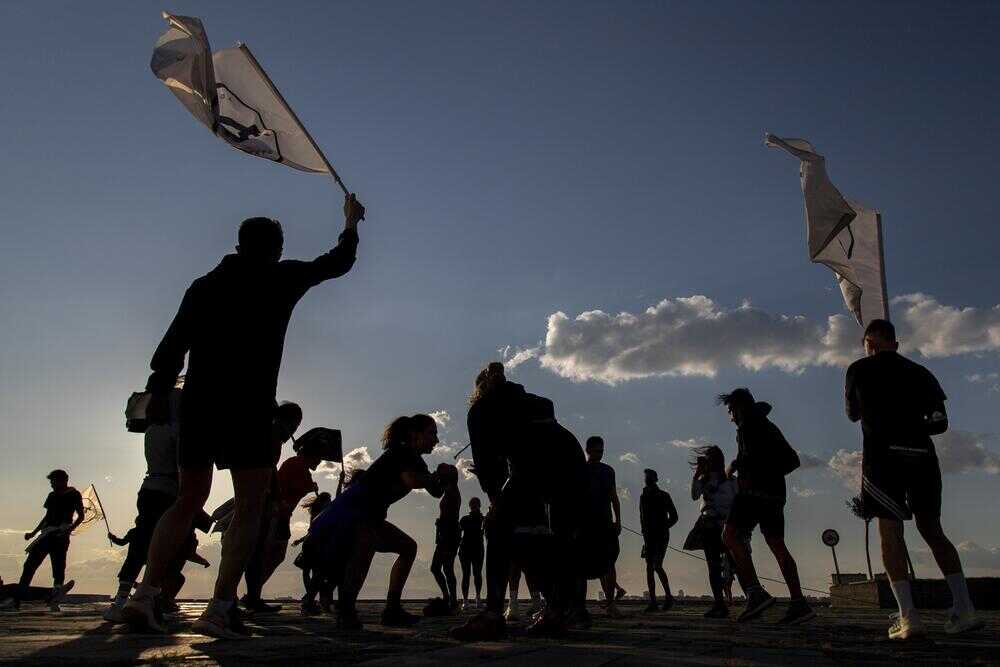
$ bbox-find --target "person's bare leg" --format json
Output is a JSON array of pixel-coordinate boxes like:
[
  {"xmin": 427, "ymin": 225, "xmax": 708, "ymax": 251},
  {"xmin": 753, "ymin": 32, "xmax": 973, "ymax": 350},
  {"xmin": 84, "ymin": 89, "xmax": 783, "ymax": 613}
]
[
  {"xmin": 878, "ymin": 519, "xmax": 909, "ymax": 581},
  {"xmin": 339, "ymin": 524, "xmax": 377, "ymax": 612},
  {"xmin": 914, "ymin": 515, "xmax": 961, "ymax": 575},
  {"xmin": 600, "ymin": 568, "xmax": 617, "ymax": 611},
  {"xmin": 764, "ymin": 536, "xmax": 803, "ymax": 599},
  {"xmin": 140, "ymin": 466, "xmax": 212, "ymax": 589},
  {"xmin": 723, "ymin": 524, "xmax": 760, "ymax": 591},
  {"xmin": 646, "ymin": 562, "xmax": 657, "ymax": 602},
  {"xmin": 376, "ymin": 521, "xmax": 417, "ymax": 607},
  {"xmin": 213, "ymin": 467, "xmax": 272, "ymax": 601},
  {"xmin": 259, "ymin": 540, "xmax": 289, "ymax": 593}
]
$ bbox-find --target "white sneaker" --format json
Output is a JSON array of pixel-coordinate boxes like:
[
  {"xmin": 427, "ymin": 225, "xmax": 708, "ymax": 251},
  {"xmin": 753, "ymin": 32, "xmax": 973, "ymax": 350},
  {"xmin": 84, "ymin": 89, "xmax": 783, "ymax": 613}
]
[
  {"xmin": 504, "ymin": 601, "xmax": 520, "ymax": 621},
  {"xmin": 888, "ymin": 612, "xmax": 927, "ymax": 640},
  {"xmin": 191, "ymin": 606, "xmax": 249, "ymax": 640},
  {"xmin": 122, "ymin": 594, "xmax": 166, "ymax": 633},
  {"xmin": 103, "ymin": 598, "xmax": 127, "ymax": 623},
  {"xmin": 49, "ymin": 580, "xmax": 75, "ymax": 606},
  {"xmin": 944, "ymin": 610, "xmax": 985, "ymax": 635}
]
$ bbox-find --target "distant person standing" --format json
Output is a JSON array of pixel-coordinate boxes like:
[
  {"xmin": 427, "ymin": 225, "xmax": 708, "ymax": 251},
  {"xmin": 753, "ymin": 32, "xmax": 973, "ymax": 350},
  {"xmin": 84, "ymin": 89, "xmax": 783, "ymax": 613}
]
[
  {"xmin": 847, "ymin": 319, "xmax": 983, "ymax": 639},
  {"xmin": 583, "ymin": 436, "xmax": 623, "ymax": 618},
  {"xmin": 718, "ymin": 388, "xmax": 814, "ymax": 625},
  {"xmin": 104, "ymin": 387, "xmax": 183, "ymax": 622},
  {"xmin": 685, "ymin": 446, "xmax": 737, "ymax": 618},
  {"xmin": 639, "ymin": 468, "xmax": 677, "ymax": 611},
  {"xmin": 13, "ymin": 471, "xmax": 84, "ymax": 610},
  {"xmin": 458, "ymin": 497, "xmax": 485, "ymax": 610},
  {"xmin": 428, "ymin": 473, "xmax": 461, "ymax": 614},
  {"xmin": 124, "ymin": 194, "xmax": 365, "ymax": 639}
]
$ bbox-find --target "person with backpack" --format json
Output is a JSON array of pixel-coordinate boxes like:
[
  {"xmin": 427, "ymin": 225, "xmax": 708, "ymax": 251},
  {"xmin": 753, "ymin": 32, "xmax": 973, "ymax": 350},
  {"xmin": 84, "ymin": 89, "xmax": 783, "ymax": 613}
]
[{"xmin": 718, "ymin": 388, "xmax": 815, "ymax": 625}]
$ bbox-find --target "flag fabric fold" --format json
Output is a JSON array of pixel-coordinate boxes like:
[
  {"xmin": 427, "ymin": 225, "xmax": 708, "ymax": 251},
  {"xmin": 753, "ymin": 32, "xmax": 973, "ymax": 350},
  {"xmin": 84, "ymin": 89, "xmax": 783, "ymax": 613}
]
[
  {"xmin": 150, "ymin": 12, "xmax": 344, "ymax": 183},
  {"xmin": 766, "ymin": 133, "xmax": 888, "ymax": 326},
  {"xmin": 74, "ymin": 484, "xmax": 106, "ymax": 535}
]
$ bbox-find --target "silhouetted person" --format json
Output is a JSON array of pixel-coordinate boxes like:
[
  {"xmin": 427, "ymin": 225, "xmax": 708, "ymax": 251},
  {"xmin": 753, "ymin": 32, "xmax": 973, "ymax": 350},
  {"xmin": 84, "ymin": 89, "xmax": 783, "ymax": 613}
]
[
  {"xmin": 686, "ymin": 446, "xmax": 736, "ymax": 618},
  {"xmin": 242, "ymin": 402, "xmax": 307, "ymax": 613},
  {"xmin": 104, "ymin": 386, "xmax": 183, "ymax": 622},
  {"xmin": 583, "ymin": 436, "xmax": 623, "ymax": 618},
  {"xmin": 427, "ymin": 474, "xmax": 461, "ymax": 614},
  {"xmin": 639, "ymin": 468, "xmax": 677, "ymax": 611},
  {"xmin": 718, "ymin": 388, "xmax": 814, "ymax": 625},
  {"xmin": 847, "ymin": 319, "xmax": 982, "ymax": 639},
  {"xmin": 309, "ymin": 415, "xmax": 452, "ymax": 630},
  {"xmin": 458, "ymin": 497, "xmax": 485, "ymax": 609},
  {"xmin": 16, "ymin": 470, "xmax": 84, "ymax": 608},
  {"xmin": 296, "ymin": 491, "xmax": 333, "ymax": 616},
  {"xmin": 0, "ymin": 576, "xmax": 74, "ymax": 612},
  {"xmin": 124, "ymin": 194, "xmax": 364, "ymax": 639},
  {"xmin": 453, "ymin": 362, "xmax": 588, "ymax": 640}
]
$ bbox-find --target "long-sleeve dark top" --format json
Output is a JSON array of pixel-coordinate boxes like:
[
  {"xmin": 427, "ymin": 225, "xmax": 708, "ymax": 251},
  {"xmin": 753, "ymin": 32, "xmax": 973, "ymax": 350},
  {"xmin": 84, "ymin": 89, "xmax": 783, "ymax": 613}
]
[
  {"xmin": 732, "ymin": 402, "xmax": 792, "ymax": 500},
  {"xmin": 639, "ymin": 485, "xmax": 677, "ymax": 542},
  {"xmin": 146, "ymin": 229, "xmax": 358, "ymax": 419},
  {"xmin": 845, "ymin": 350, "xmax": 948, "ymax": 457}
]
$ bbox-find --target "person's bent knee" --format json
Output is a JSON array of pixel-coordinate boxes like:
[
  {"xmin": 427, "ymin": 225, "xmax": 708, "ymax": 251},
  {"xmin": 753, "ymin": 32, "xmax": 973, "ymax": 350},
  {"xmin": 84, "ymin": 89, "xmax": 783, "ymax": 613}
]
[
  {"xmin": 914, "ymin": 514, "xmax": 946, "ymax": 542},
  {"xmin": 400, "ymin": 536, "xmax": 417, "ymax": 562}
]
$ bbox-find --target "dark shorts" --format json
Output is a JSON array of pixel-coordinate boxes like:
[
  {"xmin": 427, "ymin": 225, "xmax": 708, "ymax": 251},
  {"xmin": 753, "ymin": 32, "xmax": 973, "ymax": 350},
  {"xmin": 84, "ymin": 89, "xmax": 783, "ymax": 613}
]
[
  {"xmin": 435, "ymin": 520, "xmax": 461, "ymax": 553},
  {"xmin": 727, "ymin": 493, "xmax": 785, "ymax": 539},
  {"xmin": 642, "ymin": 539, "xmax": 667, "ymax": 565},
  {"xmin": 862, "ymin": 451, "xmax": 942, "ymax": 521},
  {"xmin": 179, "ymin": 410, "xmax": 275, "ymax": 471}
]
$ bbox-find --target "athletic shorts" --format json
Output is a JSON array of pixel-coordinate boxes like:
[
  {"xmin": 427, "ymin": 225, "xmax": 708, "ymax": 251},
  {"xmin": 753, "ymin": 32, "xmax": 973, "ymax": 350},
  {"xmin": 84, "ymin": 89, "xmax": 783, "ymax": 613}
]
[
  {"xmin": 862, "ymin": 452, "xmax": 942, "ymax": 521},
  {"xmin": 642, "ymin": 540, "xmax": 667, "ymax": 564},
  {"xmin": 727, "ymin": 493, "xmax": 785, "ymax": 539},
  {"xmin": 179, "ymin": 408, "xmax": 275, "ymax": 471}
]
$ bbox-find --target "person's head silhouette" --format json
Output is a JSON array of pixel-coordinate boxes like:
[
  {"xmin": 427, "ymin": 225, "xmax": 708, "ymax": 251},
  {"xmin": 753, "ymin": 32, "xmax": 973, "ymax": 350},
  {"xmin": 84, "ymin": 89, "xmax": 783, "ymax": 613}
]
[{"xmin": 236, "ymin": 217, "xmax": 284, "ymax": 263}]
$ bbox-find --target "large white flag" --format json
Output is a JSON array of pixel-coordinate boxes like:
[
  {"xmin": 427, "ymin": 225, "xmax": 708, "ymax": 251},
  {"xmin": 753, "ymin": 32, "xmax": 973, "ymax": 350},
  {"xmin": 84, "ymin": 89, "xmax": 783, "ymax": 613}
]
[
  {"xmin": 766, "ymin": 134, "xmax": 888, "ymax": 326},
  {"xmin": 150, "ymin": 12, "xmax": 348, "ymax": 191}
]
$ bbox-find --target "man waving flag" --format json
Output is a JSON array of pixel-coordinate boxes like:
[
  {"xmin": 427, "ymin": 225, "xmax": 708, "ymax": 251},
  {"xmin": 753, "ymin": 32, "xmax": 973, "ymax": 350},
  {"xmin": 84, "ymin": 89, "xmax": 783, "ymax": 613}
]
[
  {"xmin": 151, "ymin": 12, "xmax": 352, "ymax": 194},
  {"xmin": 765, "ymin": 134, "xmax": 888, "ymax": 326}
]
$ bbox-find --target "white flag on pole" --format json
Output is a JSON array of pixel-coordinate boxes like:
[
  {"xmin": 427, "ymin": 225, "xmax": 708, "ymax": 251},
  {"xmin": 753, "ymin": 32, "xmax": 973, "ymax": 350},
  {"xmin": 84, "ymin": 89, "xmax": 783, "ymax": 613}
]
[
  {"xmin": 150, "ymin": 12, "xmax": 348, "ymax": 191},
  {"xmin": 766, "ymin": 134, "xmax": 888, "ymax": 326}
]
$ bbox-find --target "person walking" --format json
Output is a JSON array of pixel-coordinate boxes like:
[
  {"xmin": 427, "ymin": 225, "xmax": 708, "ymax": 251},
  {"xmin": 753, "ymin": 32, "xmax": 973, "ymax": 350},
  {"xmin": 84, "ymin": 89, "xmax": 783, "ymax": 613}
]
[
  {"xmin": 718, "ymin": 388, "xmax": 815, "ymax": 625},
  {"xmin": 124, "ymin": 194, "xmax": 364, "ymax": 639},
  {"xmin": 685, "ymin": 446, "xmax": 737, "ymax": 618},
  {"xmin": 847, "ymin": 319, "xmax": 983, "ymax": 639}
]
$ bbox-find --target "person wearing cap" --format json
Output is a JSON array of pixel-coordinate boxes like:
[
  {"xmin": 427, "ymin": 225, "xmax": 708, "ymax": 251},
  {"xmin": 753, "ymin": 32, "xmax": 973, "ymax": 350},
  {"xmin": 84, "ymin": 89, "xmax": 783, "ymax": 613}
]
[
  {"xmin": 639, "ymin": 467, "xmax": 677, "ymax": 612},
  {"xmin": 15, "ymin": 470, "xmax": 85, "ymax": 609}
]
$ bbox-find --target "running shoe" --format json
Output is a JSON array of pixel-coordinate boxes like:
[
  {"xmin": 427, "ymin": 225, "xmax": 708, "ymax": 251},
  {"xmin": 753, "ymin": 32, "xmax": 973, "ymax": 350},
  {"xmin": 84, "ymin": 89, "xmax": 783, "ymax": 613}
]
[
  {"xmin": 736, "ymin": 589, "xmax": 774, "ymax": 623},
  {"xmin": 526, "ymin": 609, "xmax": 569, "ymax": 638},
  {"xmin": 191, "ymin": 605, "xmax": 249, "ymax": 640},
  {"xmin": 381, "ymin": 605, "xmax": 420, "ymax": 627},
  {"xmin": 943, "ymin": 610, "xmax": 985, "ymax": 635},
  {"xmin": 615, "ymin": 586, "xmax": 627, "ymax": 602},
  {"xmin": 888, "ymin": 612, "xmax": 926, "ymax": 640},
  {"xmin": 240, "ymin": 595, "xmax": 281, "ymax": 614},
  {"xmin": 300, "ymin": 599, "xmax": 321, "ymax": 617},
  {"xmin": 449, "ymin": 610, "xmax": 507, "ymax": 641},
  {"xmin": 122, "ymin": 593, "xmax": 166, "ymax": 633},
  {"xmin": 777, "ymin": 599, "xmax": 816, "ymax": 625},
  {"xmin": 644, "ymin": 601, "xmax": 659, "ymax": 613},
  {"xmin": 503, "ymin": 600, "xmax": 520, "ymax": 621},
  {"xmin": 48, "ymin": 580, "xmax": 75, "ymax": 611},
  {"xmin": 159, "ymin": 598, "xmax": 180, "ymax": 614},
  {"xmin": 103, "ymin": 596, "xmax": 127, "ymax": 623},
  {"xmin": 661, "ymin": 594, "xmax": 676, "ymax": 612},
  {"xmin": 704, "ymin": 603, "xmax": 729, "ymax": 619}
]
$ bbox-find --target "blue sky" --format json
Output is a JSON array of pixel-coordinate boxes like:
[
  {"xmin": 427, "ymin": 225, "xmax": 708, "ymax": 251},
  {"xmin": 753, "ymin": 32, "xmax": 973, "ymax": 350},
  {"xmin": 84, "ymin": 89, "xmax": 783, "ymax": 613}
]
[{"xmin": 2, "ymin": 1, "xmax": 999, "ymax": 597}]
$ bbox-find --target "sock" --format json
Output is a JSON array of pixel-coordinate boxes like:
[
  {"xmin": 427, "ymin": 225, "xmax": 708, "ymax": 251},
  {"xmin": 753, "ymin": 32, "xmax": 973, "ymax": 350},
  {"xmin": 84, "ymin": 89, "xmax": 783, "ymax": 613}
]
[
  {"xmin": 945, "ymin": 572, "xmax": 974, "ymax": 615},
  {"xmin": 889, "ymin": 579, "xmax": 916, "ymax": 619}
]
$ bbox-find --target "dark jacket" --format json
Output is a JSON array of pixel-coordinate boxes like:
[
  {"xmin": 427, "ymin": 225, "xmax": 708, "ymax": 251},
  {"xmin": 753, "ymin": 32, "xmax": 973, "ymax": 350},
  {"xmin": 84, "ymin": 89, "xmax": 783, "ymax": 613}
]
[
  {"xmin": 640, "ymin": 485, "xmax": 677, "ymax": 542},
  {"xmin": 146, "ymin": 229, "xmax": 359, "ymax": 422},
  {"xmin": 732, "ymin": 402, "xmax": 797, "ymax": 500}
]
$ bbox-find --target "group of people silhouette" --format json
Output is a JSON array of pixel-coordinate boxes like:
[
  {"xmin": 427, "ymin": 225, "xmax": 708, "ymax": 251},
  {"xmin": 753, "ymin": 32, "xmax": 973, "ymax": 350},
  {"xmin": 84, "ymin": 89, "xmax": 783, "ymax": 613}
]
[{"xmin": 1, "ymin": 194, "xmax": 985, "ymax": 642}]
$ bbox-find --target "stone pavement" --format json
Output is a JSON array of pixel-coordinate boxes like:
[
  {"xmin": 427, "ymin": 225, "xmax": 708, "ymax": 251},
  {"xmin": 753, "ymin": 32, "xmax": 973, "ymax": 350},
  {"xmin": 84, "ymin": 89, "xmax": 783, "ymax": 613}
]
[{"xmin": 0, "ymin": 598, "xmax": 997, "ymax": 665}]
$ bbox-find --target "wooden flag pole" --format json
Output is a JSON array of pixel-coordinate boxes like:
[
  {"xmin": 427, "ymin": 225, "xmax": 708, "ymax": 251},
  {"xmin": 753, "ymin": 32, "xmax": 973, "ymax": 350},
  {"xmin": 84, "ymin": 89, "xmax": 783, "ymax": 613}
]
[{"xmin": 237, "ymin": 44, "xmax": 352, "ymax": 198}]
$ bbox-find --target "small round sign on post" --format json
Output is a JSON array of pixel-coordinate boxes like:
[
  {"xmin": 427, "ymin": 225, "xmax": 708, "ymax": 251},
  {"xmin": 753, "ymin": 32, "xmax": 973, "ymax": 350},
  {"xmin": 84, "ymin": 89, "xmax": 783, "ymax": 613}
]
[{"xmin": 822, "ymin": 528, "xmax": 842, "ymax": 581}]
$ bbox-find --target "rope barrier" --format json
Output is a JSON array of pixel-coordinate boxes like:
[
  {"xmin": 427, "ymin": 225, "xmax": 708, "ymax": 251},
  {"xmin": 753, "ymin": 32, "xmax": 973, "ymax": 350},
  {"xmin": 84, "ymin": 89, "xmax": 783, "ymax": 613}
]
[{"xmin": 619, "ymin": 523, "xmax": 882, "ymax": 607}]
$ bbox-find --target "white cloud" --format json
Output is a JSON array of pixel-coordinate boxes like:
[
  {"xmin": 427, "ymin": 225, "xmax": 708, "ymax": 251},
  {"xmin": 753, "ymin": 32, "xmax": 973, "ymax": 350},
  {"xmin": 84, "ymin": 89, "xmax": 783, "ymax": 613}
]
[
  {"xmin": 933, "ymin": 430, "xmax": 1000, "ymax": 475},
  {"xmin": 966, "ymin": 372, "xmax": 999, "ymax": 383},
  {"xmin": 792, "ymin": 485, "xmax": 817, "ymax": 498},
  {"xmin": 510, "ymin": 293, "xmax": 1000, "ymax": 385},
  {"xmin": 914, "ymin": 541, "xmax": 1000, "ymax": 572},
  {"xmin": 456, "ymin": 458, "xmax": 477, "ymax": 481},
  {"xmin": 500, "ymin": 345, "xmax": 541, "ymax": 370},
  {"xmin": 431, "ymin": 443, "xmax": 455, "ymax": 456},
  {"xmin": 827, "ymin": 449, "xmax": 863, "ymax": 492},
  {"xmin": 799, "ymin": 453, "xmax": 826, "ymax": 469},
  {"xmin": 617, "ymin": 486, "xmax": 632, "ymax": 501},
  {"xmin": 668, "ymin": 437, "xmax": 713, "ymax": 450},
  {"xmin": 429, "ymin": 411, "xmax": 451, "ymax": 429},
  {"xmin": 619, "ymin": 452, "xmax": 641, "ymax": 464},
  {"xmin": 320, "ymin": 446, "xmax": 373, "ymax": 479}
]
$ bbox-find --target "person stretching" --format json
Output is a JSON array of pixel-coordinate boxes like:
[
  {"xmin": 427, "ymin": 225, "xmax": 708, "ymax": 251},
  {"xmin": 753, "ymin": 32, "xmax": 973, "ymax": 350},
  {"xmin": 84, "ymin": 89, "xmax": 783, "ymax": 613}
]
[
  {"xmin": 428, "ymin": 474, "xmax": 461, "ymax": 614},
  {"xmin": 458, "ymin": 497, "xmax": 485, "ymax": 610}
]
